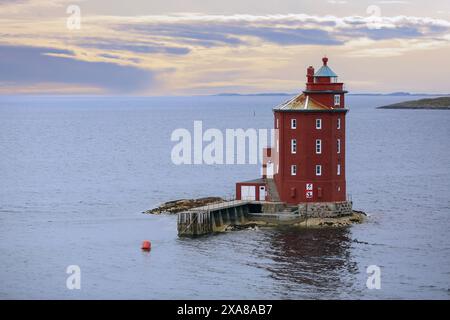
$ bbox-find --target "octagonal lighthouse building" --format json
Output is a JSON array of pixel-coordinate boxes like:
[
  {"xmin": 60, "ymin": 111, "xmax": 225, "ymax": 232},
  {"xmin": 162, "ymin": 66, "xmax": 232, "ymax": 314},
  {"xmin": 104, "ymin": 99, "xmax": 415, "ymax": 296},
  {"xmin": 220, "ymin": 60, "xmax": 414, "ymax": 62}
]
[
  {"xmin": 236, "ymin": 57, "xmax": 352, "ymax": 214},
  {"xmin": 177, "ymin": 57, "xmax": 358, "ymax": 236}
]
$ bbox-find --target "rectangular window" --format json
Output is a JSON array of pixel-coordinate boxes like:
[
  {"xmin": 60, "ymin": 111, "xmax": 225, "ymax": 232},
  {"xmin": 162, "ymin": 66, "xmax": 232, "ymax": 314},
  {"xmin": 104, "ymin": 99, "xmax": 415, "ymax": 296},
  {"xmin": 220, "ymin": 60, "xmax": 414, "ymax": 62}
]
[
  {"xmin": 337, "ymin": 118, "xmax": 341, "ymax": 130},
  {"xmin": 337, "ymin": 139, "xmax": 341, "ymax": 154},
  {"xmin": 291, "ymin": 139, "xmax": 297, "ymax": 154},
  {"xmin": 276, "ymin": 118, "xmax": 279, "ymax": 129},
  {"xmin": 316, "ymin": 118, "xmax": 322, "ymax": 129},
  {"xmin": 315, "ymin": 165, "xmax": 322, "ymax": 176},
  {"xmin": 291, "ymin": 165, "xmax": 297, "ymax": 176},
  {"xmin": 337, "ymin": 164, "xmax": 341, "ymax": 176},
  {"xmin": 334, "ymin": 95, "xmax": 340, "ymax": 106},
  {"xmin": 316, "ymin": 139, "xmax": 322, "ymax": 154},
  {"xmin": 291, "ymin": 118, "xmax": 297, "ymax": 129}
]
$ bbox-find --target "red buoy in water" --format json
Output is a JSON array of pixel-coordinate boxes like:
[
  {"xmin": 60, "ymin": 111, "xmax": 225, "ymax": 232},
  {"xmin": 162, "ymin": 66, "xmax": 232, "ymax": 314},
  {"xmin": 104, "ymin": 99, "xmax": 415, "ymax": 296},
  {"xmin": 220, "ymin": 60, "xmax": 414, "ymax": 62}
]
[{"xmin": 141, "ymin": 240, "xmax": 151, "ymax": 251}]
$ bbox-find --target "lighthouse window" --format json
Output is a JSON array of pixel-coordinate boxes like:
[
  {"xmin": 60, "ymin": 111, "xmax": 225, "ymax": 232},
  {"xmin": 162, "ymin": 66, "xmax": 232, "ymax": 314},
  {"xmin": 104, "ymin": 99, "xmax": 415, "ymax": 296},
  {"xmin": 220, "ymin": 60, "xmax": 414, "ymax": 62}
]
[
  {"xmin": 291, "ymin": 119, "xmax": 297, "ymax": 129},
  {"xmin": 337, "ymin": 139, "xmax": 341, "ymax": 154},
  {"xmin": 276, "ymin": 118, "xmax": 279, "ymax": 129},
  {"xmin": 337, "ymin": 118, "xmax": 341, "ymax": 129},
  {"xmin": 291, "ymin": 165, "xmax": 297, "ymax": 176},
  {"xmin": 315, "ymin": 165, "xmax": 322, "ymax": 176},
  {"xmin": 316, "ymin": 139, "xmax": 322, "ymax": 154},
  {"xmin": 337, "ymin": 164, "xmax": 341, "ymax": 176},
  {"xmin": 291, "ymin": 139, "xmax": 297, "ymax": 154},
  {"xmin": 334, "ymin": 95, "xmax": 341, "ymax": 106},
  {"xmin": 316, "ymin": 119, "xmax": 322, "ymax": 129}
]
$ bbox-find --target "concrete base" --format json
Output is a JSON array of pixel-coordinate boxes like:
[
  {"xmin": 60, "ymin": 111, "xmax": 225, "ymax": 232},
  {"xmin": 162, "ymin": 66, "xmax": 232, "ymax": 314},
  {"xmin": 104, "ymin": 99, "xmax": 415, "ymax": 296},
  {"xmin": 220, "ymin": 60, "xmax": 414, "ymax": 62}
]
[
  {"xmin": 298, "ymin": 201, "xmax": 353, "ymax": 218},
  {"xmin": 177, "ymin": 200, "xmax": 356, "ymax": 236}
]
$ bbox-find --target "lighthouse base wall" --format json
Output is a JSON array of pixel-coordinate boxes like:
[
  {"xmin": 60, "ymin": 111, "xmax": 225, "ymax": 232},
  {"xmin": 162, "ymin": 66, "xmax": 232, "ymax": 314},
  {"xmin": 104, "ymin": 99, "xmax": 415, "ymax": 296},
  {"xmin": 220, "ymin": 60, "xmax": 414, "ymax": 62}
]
[{"xmin": 298, "ymin": 201, "xmax": 352, "ymax": 218}]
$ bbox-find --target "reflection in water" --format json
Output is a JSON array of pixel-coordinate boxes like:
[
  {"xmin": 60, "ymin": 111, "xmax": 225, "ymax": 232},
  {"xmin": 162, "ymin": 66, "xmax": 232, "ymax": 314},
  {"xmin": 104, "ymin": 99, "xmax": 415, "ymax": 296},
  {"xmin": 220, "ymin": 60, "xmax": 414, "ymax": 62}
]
[{"xmin": 257, "ymin": 227, "xmax": 358, "ymax": 297}]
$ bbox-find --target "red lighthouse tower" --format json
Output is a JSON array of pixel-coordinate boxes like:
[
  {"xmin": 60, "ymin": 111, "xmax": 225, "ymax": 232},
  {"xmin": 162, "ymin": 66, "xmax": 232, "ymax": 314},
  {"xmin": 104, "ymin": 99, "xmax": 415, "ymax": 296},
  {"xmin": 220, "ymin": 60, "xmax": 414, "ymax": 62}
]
[
  {"xmin": 272, "ymin": 56, "xmax": 348, "ymax": 204},
  {"xmin": 235, "ymin": 56, "xmax": 351, "ymax": 217}
]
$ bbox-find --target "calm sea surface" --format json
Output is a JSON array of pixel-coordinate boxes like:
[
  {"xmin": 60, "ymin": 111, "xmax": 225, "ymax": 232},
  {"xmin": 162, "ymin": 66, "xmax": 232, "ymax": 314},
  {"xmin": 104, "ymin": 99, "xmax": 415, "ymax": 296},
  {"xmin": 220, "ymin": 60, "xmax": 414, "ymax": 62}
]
[{"xmin": 0, "ymin": 95, "xmax": 449, "ymax": 299}]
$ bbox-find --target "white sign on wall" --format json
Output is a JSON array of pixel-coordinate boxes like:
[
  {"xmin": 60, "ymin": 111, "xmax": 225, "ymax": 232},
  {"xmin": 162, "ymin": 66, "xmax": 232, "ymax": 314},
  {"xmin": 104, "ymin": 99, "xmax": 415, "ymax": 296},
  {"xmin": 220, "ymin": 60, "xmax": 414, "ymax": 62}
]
[{"xmin": 305, "ymin": 183, "xmax": 313, "ymax": 199}]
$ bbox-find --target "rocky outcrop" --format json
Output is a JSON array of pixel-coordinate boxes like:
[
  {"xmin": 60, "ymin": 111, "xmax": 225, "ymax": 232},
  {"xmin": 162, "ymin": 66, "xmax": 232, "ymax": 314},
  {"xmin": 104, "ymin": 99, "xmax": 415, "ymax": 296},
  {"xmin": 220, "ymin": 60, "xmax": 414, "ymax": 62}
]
[{"xmin": 144, "ymin": 197, "xmax": 224, "ymax": 214}]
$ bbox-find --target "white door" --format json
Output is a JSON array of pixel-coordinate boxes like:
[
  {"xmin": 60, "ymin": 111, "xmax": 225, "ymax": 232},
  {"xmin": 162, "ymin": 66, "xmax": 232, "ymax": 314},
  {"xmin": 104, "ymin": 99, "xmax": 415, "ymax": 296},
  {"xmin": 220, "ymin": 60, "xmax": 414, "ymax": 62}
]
[
  {"xmin": 259, "ymin": 186, "xmax": 266, "ymax": 201},
  {"xmin": 241, "ymin": 186, "xmax": 256, "ymax": 200}
]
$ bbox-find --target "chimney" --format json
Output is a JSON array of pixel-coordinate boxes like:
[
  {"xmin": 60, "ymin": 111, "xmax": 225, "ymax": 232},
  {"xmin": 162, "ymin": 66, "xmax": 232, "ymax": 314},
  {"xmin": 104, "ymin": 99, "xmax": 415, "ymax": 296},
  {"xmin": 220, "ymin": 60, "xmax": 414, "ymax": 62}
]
[{"xmin": 307, "ymin": 66, "xmax": 314, "ymax": 83}]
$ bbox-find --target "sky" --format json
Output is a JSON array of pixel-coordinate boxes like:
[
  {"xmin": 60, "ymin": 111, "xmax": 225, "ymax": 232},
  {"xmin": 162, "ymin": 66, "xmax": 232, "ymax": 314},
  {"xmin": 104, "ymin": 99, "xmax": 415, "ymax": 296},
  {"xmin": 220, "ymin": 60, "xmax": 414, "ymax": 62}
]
[{"xmin": 0, "ymin": 0, "xmax": 449, "ymax": 95}]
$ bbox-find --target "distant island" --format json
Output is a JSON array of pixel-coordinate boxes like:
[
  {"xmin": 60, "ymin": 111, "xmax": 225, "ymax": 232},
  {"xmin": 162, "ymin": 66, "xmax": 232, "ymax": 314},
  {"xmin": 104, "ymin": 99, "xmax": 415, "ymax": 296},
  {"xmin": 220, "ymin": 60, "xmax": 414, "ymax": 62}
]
[
  {"xmin": 214, "ymin": 93, "xmax": 293, "ymax": 97},
  {"xmin": 214, "ymin": 92, "xmax": 449, "ymax": 97},
  {"xmin": 378, "ymin": 97, "xmax": 450, "ymax": 110}
]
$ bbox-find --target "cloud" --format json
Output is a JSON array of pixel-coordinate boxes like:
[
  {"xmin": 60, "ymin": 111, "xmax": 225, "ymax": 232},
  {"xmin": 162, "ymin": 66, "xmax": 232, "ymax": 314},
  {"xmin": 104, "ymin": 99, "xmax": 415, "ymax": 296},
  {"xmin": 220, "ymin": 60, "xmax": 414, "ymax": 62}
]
[
  {"xmin": 79, "ymin": 40, "xmax": 191, "ymax": 55},
  {"xmin": 328, "ymin": 0, "xmax": 348, "ymax": 4},
  {"xmin": 124, "ymin": 22, "xmax": 342, "ymax": 46},
  {"xmin": 0, "ymin": 12, "xmax": 449, "ymax": 94},
  {"xmin": 0, "ymin": 45, "xmax": 156, "ymax": 93},
  {"xmin": 110, "ymin": 13, "xmax": 450, "ymax": 47},
  {"xmin": 376, "ymin": 1, "xmax": 411, "ymax": 4}
]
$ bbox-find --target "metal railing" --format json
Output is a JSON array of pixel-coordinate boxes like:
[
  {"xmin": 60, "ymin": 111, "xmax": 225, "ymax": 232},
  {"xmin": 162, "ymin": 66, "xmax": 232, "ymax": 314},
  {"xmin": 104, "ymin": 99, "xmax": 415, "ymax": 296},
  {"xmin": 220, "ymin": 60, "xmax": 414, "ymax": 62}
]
[{"xmin": 200, "ymin": 195, "xmax": 243, "ymax": 213}]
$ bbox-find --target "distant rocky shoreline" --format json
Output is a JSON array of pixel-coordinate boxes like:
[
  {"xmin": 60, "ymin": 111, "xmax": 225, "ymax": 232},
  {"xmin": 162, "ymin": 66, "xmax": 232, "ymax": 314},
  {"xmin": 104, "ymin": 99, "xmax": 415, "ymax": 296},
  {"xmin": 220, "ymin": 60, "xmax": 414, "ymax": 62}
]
[{"xmin": 378, "ymin": 97, "xmax": 450, "ymax": 109}]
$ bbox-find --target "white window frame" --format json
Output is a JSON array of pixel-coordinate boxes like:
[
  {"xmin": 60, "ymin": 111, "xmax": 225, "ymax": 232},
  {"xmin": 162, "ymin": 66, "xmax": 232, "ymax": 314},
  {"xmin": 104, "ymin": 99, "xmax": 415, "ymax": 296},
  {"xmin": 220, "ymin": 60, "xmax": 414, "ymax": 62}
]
[
  {"xmin": 337, "ymin": 118, "xmax": 341, "ymax": 130},
  {"xmin": 316, "ymin": 118, "xmax": 322, "ymax": 129},
  {"xmin": 334, "ymin": 94, "xmax": 340, "ymax": 107},
  {"xmin": 315, "ymin": 165, "xmax": 322, "ymax": 176},
  {"xmin": 291, "ymin": 139, "xmax": 297, "ymax": 154},
  {"xmin": 337, "ymin": 139, "xmax": 341, "ymax": 154},
  {"xmin": 316, "ymin": 139, "xmax": 322, "ymax": 154},
  {"xmin": 337, "ymin": 164, "xmax": 341, "ymax": 176},
  {"xmin": 291, "ymin": 118, "xmax": 297, "ymax": 129},
  {"xmin": 291, "ymin": 165, "xmax": 297, "ymax": 176}
]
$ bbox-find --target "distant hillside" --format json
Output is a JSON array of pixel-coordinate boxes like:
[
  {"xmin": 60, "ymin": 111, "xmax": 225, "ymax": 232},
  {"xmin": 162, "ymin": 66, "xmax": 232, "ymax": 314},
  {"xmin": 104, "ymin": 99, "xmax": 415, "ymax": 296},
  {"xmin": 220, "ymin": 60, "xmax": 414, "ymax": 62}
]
[{"xmin": 378, "ymin": 97, "xmax": 450, "ymax": 110}]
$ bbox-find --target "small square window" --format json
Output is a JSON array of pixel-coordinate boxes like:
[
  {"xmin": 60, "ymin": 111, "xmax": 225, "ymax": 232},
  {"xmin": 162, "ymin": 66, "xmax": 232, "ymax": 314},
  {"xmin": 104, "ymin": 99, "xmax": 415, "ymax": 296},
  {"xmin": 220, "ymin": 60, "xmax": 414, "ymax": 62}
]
[
  {"xmin": 291, "ymin": 139, "xmax": 297, "ymax": 154},
  {"xmin": 316, "ymin": 119, "xmax": 322, "ymax": 129},
  {"xmin": 291, "ymin": 165, "xmax": 297, "ymax": 176},
  {"xmin": 316, "ymin": 139, "xmax": 322, "ymax": 154},
  {"xmin": 334, "ymin": 95, "xmax": 340, "ymax": 106},
  {"xmin": 315, "ymin": 165, "xmax": 322, "ymax": 176},
  {"xmin": 291, "ymin": 119, "xmax": 297, "ymax": 129}
]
